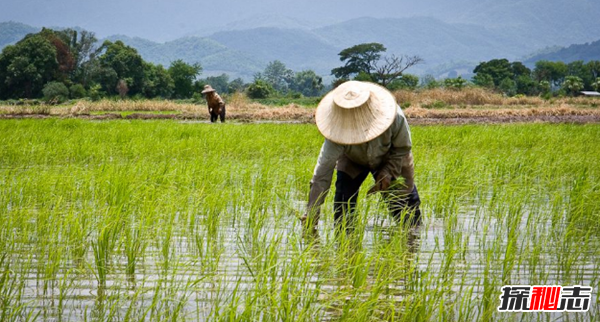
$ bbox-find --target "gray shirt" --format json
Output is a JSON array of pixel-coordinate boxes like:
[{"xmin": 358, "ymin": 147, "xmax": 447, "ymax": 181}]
[{"xmin": 307, "ymin": 106, "xmax": 412, "ymax": 213}]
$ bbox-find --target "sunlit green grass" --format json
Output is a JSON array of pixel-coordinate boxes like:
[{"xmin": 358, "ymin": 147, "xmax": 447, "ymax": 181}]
[{"xmin": 0, "ymin": 120, "xmax": 599, "ymax": 321}]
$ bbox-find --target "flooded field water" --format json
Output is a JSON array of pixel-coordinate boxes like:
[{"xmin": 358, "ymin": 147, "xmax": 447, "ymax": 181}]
[{"xmin": 1, "ymin": 120, "xmax": 599, "ymax": 321}]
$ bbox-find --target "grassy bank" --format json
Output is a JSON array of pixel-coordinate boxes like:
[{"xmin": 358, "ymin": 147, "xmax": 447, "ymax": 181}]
[
  {"xmin": 1, "ymin": 89, "xmax": 600, "ymax": 123},
  {"xmin": 0, "ymin": 120, "xmax": 599, "ymax": 321}
]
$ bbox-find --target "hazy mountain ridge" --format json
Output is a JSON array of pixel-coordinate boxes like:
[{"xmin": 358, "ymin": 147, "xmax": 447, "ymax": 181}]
[
  {"xmin": 2, "ymin": 8, "xmax": 600, "ymax": 81},
  {"xmin": 428, "ymin": 0, "xmax": 600, "ymax": 47},
  {"xmin": 0, "ymin": 21, "xmax": 38, "ymax": 48},
  {"xmin": 313, "ymin": 17, "xmax": 536, "ymax": 66},
  {"xmin": 104, "ymin": 34, "xmax": 265, "ymax": 79},
  {"xmin": 524, "ymin": 40, "xmax": 600, "ymax": 65},
  {"xmin": 209, "ymin": 27, "xmax": 339, "ymax": 74}
]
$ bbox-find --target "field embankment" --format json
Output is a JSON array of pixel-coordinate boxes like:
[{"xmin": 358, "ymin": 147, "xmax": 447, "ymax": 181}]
[{"xmin": 2, "ymin": 89, "xmax": 600, "ymax": 124}]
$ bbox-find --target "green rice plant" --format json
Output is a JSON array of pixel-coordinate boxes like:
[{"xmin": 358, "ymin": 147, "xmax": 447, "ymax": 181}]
[
  {"xmin": 1, "ymin": 120, "xmax": 600, "ymax": 321},
  {"xmin": 91, "ymin": 222, "xmax": 118, "ymax": 289}
]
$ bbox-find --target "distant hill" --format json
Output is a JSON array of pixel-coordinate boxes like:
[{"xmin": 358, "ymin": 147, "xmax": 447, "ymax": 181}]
[
  {"xmin": 104, "ymin": 35, "xmax": 264, "ymax": 79},
  {"xmin": 0, "ymin": 21, "xmax": 38, "ymax": 48},
  {"xmin": 525, "ymin": 39, "xmax": 600, "ymax": 65},
  {"xmin": 208, "ymin": 27, "xmax": 339, "ymax": 75},
  {"xmin": 186, "ymin": 14, "xmax": 317, "ymax": 37},
  {"xmin": 426, "ymin": 0, "xmax": 600, "ymax": 48},
  {"xmin": 3, "ymin": 13, "xmax": 599, "ymax": 82},
  {"xmin": 313, "ymin": 17, "xmax": 538, "ymax": 75}
]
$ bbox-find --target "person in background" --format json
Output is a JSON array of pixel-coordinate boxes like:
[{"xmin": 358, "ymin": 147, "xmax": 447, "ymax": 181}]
[
  {"xmin": 202, "ymin": 85, "xmax": 226, "ymax": 123},
  {"xmin": 302, "ymin": 81, "xmax": 421, "ymax": 235}
]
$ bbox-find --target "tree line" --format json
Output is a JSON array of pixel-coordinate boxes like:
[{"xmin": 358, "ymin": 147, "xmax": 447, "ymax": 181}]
[
  {"xmin": 1, "ymin": 30, "xmax": 599, "ymax": 103},
  {"xmin": 471, "ymin": 58, "xmax": 600, "ymax": 97},
  {"xmin": 0, "ymin": 28, "xmax": 325, "ymax": 102},
  {"xmin": 329, "ymin": 43, "xmax": 600, "ymax": 97}
]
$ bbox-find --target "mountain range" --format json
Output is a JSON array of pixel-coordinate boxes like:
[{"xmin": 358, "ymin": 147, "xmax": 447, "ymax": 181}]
[{"xmin": 2, "ymin": 0, "xmax": 600, "ymax": 82}]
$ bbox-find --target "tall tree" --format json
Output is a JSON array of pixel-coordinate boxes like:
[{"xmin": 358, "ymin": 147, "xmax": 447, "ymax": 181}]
[
  {"xmin": 56, "ymin": 29, "xmax": 98, "ymax": 85},
  {"xmin": 372, "ymin": 55, "xmax": 423, "ymax": 87},
  {"xmin": 142, "ymin": 62, "xmax": 174, "ymax": 98},
  {"xmin": 0, "ymin": 31, "xmax": 59, "ymax": 99},
  {"xmin": 97, "ymin": 40, "xmax": 145, "ymax": 95},
  {"xmin": 290, "ymin": 70, "xmax": 323, "ymax": 97},
  {"xmin": 331, "ymin": 43, "xmax": 386, "ymax": 80},
  {"xmin": 259, "ymin": 60, "xmax": 294, "ymax": 93},
  {"xmin": 533, "ymin": 60, "xmax": 568, "ymax": 88},
  {"xmin": 473, "ymin": 59, "xmax": 513, "ymax": 87},
  {"xmin": 168, "ymin": 59, "xmax": 202, "ymax": 99},
  {"xmin": 562, "ymin": 76, "xmax": 584, "ymax": 96},
  {"xmin": 587, "ymin": 61, "xmax": 600, "ymax": 80},
  {"xmin": 567, "ymin": 60, "xmax": 593, "ymax": 89}
]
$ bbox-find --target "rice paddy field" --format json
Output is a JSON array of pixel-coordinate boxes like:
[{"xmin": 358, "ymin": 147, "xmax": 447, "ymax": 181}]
[{"xmin": 1, "ymin": 119, "xmax": 599, "ymax": 321}]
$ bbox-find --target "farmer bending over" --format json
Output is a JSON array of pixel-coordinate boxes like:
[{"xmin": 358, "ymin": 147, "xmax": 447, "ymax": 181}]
[
  {"xmin": 302, "ymin": 81, "xmax": 421, "ymax": 234},
  {"xmin": 202, "ymin": 85, "xmax": 226, "ymax": 123}
]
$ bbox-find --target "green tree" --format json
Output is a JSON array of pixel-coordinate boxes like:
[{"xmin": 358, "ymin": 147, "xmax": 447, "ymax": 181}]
[
  {"xmin": 259, "ymin": 60, "xmax": 294, "ymax": 93},
  {"xmin": 142, "ymin": 62, "xmax": 174, "ymax": 98},
  {"xmin": 587, "ymin": 61, "xmax": 600, "ymax": 80},
  {"xmin": 42, "ymin": 81, "xmax": 69, "ymax": 103},
  {"xmin": 97, "ymin": 40, "xmax": 145, "ymax": 95},
  {"xmin": 246, "ymin": 79, "xmax": 274, "ymax": 99},
  {"xmin": 0, "ymin": 30, "xmax": 61, "ymax": 99},
  {"xmin": 515, "ymin": 75, "xmax": 537, "ymax": 95},
  {"xmin": 534, "ymin": 60, "xmax": 568, "ymax": 88},
  {"xmin": 472, "ymin": 73, "xmax": 495, "ymax": 88},
  {"xmin": 56, "ymin": 29, "xmax": 98, "ymax": 86},
  {"xmin": 592, "ymin": 78, "xmax": 600, "ymax": 92},
  {"xmin": 331, "ymin": 43, "xmax": 386, "ymax": 79},
  {"xmin": 562, "ymin": 76, "xmax": 584, "ymax": 96},
  {"xmin": 567, "ymin": 60, "xmax": 593, "ymax": 89},
  {"xmin": 353, "ymin": 71, "xmax": 374, "ymax": 82},
  {"xmin": 420, "ymin": 74, "xmax": 440, "ymax": 89},
  {"xmin": 510, "ymin": 62, "xmax": 531, "ymax": 78},
  {"xmin": 538, "ymin": 81, "xmax": 551, "ymax": 95},
  {"xmin": 499, "ymin": 78, "xmax": 517, "ymax": 96},
  {"xmin": 228, "ymin": 78, "xmax": 246, "ymax": 93},
  {"xmin": 473, "ymin": 59, "xmax": 513, "ymax": 87},
  {"xmin": 388, "ymin": 74, "xmax": 419, "ymax": 90},
  {"xmin": 291, "ymin": 70, "xmax": 323, "ymax": 97},
  {"xmin": 168, "ymin": 59, "xmax": 202, "ymax": 99},
  {"xmin": 69, "ymin": 84, "xmax": 87, "ymax": 99},
  {"xmin": 444, "ymin": 77, "xmax": 467, "ymax": 91}
]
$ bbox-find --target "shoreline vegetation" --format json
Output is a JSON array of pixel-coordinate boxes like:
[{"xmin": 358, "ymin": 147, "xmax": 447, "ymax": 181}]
[{"xmin": 1, "ymin": 88, "xmax": 599, "ymax": 124}]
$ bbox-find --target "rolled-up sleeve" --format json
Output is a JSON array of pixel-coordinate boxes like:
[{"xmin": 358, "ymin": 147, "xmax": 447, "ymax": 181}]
[
  {"xmin": 307, "ymin": 139, "xmax": 343, "ymax": 215},
  {"xmin": 380, "ymin": 108, "xmax": 412, "ymax": 179}
]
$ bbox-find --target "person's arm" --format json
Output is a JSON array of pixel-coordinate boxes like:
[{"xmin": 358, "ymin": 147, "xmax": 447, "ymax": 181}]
[
  {"xmin": 305, "ymin": 139, "xmax": 344, "ymax": 221},
  {"xmin": 378, "ymin": 107, "xmax": 412, "ymax": 181},
  {"xmin": 207, "ymin": 97, "xmax": 213, "ymax": 113}
]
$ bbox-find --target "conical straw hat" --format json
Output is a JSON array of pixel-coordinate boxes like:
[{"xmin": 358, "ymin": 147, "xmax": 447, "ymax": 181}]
[
  {"xmin": 201, "ymin": 85, "xmax": 216, "ymax": 94},
  {"xmin": 315, "ymin": 81, "xmax": 397, "ymax": 145}
]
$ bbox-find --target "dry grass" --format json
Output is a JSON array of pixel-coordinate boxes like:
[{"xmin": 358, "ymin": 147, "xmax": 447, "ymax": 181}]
[
  {"xmin": 394, "ymin": 88, "xmax": 599, "ymax": 108},
  {"xmin": 1, "ymin": 88, "xmax": 599, "ymax": 122},
  {"xmin": 404, "ymin": 104, "xmax": 600, "ymax": 119}
]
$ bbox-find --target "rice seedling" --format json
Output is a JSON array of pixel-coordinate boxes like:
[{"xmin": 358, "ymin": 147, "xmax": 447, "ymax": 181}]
[{"xmin": 0, "ymin": 119, "xmax": 599, "ymax": 321}]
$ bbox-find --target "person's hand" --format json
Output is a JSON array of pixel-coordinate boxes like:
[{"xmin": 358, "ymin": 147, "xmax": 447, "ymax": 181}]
[{"xmin": 368, "ymin": 171, "xmax": 391, "ymax": 195}]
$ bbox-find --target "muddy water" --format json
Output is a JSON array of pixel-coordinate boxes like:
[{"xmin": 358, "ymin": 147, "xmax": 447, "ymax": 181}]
[{"xmin": 12, "ymin": 203, "xmax": 600, "ymax": 321}]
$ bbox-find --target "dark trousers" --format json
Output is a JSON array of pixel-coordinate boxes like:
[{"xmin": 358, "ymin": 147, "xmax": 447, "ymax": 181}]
[
  {"xmin": 210, "ymin": 106, "xmax": 226, "ymax": 123},
  {"xmin": 334, "ymin": 170, "xmax": 421, "ymax": 230}
]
